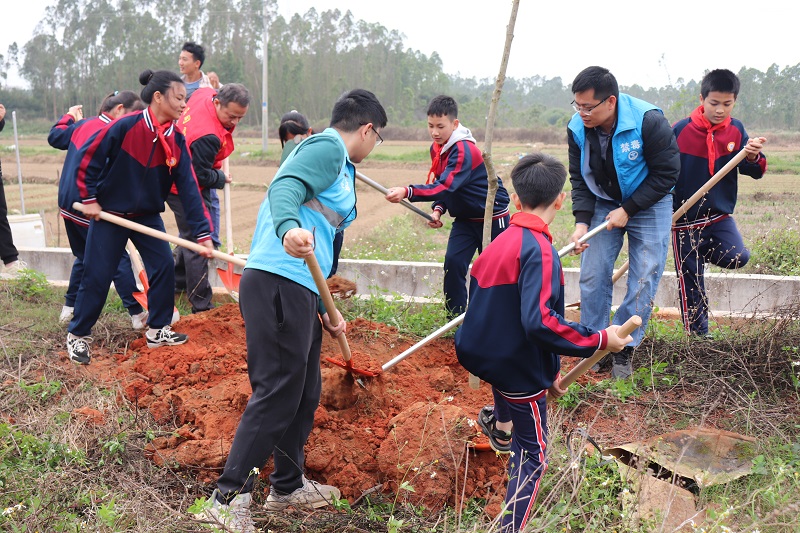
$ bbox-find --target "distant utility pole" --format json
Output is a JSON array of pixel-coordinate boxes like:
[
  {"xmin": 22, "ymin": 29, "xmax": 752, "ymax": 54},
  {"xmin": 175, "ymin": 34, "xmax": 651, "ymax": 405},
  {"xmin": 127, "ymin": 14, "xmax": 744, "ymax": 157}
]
[{"xmin": 262, "ymin": 1, "xmax": 269, "ymax": 153}]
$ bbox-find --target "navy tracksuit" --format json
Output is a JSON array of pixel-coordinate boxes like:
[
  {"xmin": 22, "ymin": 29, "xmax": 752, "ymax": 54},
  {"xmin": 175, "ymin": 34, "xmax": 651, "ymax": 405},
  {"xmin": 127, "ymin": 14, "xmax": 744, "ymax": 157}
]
[
  {"xmin": 68, "ymin": 108, "xmax": 211, "ymax": 336},
  {"xmin": 456, "ymin": 212, "xmax": 607, "ymax": 532},
  {"xmin": 404, "ymin": 131, "xmax": 510, "ymax": 317},
  {"xmin": 672, "ymin": 109, "xmax": 767, "ymax": 335}
]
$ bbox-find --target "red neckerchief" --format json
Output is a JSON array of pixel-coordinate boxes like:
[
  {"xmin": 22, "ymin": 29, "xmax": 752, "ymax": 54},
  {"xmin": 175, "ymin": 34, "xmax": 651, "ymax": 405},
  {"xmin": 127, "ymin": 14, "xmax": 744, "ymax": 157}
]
[
  {"xmin": 426, "ymin": 142, "xmax": 444, "ymax": 184},
  {"xmin": 148, "ymin": 107, "xmax": 177, "ymax": 173},
  {"xmin": 690, "ymin": 105, "xmax": 731, "ymax": 176},
  {"xmin": 510, "ymin": 211, "xmax": 553, "ymax": 242}
]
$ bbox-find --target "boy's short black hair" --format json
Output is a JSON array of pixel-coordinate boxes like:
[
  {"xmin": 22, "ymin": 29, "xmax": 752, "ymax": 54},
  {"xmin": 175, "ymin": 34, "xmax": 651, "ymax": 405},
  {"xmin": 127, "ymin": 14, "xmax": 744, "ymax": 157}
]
[
  {"xmin": 427, "ymin": 95, "xmax": 458, "ymax": 119},
  {"xmin": 182, "ymin": 42, "xmax": 205, "ymax": 68},
  {"xmin": 701, "ymin": 69, "xmax": 740, "ymax": 99},
  {"xmin": 571, "ymin": 66, "xmax": 619, "ymax": 100},
  {"xmin": 330, "ymin": 89, "xmax": 388, "ymax": 133},
  {"xmin": 511, "ymin": 153, "xmax": 566, "ymax": 210}
]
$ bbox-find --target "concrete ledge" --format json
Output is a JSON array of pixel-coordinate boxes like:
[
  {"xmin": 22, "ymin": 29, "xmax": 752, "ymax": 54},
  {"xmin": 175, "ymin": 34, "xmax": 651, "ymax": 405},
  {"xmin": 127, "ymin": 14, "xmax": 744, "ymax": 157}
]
[{"xmin": 16, "ymin": 248, "xmax": 800, "ymax": 316}]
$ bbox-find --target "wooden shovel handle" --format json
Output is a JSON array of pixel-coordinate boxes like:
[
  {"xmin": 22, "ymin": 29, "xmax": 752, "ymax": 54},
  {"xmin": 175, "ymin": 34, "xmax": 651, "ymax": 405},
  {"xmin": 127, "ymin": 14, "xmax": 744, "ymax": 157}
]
[
  {"xmin": 72, "ymin": 203, "xmax": 247, "ymax": 267},
  {"xmin": 552, "ymin": 315, "xmax": 642, "ymax": 394},
  {"xmin": 305, "ymin": 252, "xmax": 351, "ymax": 361},
  {"xmin": 610, "ymin": 148, "xmax": 750, "ymax": 285}
]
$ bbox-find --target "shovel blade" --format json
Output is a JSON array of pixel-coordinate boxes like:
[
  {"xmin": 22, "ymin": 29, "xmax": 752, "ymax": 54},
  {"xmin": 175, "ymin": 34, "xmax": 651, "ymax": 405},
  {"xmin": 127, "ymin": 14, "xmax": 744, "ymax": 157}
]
[
  {"xmin": 216, "ymin": 263, "xmax": 241, "ymax": 302},
  {"xmin": 323, "ymin": 356, "xmax": 380, "ymax": 378},
  {"xmin": 133, "ymin": 291, "xmax": 148, "ymax": 310}
]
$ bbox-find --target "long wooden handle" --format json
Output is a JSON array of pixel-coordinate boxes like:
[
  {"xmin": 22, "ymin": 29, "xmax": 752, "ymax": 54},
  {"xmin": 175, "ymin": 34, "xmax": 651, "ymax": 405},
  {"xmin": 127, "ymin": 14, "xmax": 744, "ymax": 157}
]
[
  {"xmin": 72, "ymin": 202, "xmax": 247, "ymax": 267},
  {"xmin": 355, "ymin": 171, "xmax": 435, "ymax": 222},
  {"xmin": 610, "ymin": 148, "xmax": 751, "ymax": 284},
  {"xmin": 305, "ymin": 252, "xmax": 351, "ymax": 361},
  {"xmin": 557, "ymin": 220, "xmax": 610, "ymax": 256},
  {"xmin": 554, "ymin": 315, "xmax": 641, "ymax": 392},
  {"xmin": 223, "ymin": 159, "xmax": 234, "ymax": 256}
]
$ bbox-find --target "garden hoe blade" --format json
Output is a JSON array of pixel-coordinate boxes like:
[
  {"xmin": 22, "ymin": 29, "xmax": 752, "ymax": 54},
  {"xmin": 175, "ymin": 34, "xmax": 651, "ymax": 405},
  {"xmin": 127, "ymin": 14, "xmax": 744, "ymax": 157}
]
[
  {"xmin": 305, "ymin": 252, "xmax": 380, "ymax": 378},
  {"xmin": 215, "ymin": 171, "xmax": 241, "ymax": 301}
]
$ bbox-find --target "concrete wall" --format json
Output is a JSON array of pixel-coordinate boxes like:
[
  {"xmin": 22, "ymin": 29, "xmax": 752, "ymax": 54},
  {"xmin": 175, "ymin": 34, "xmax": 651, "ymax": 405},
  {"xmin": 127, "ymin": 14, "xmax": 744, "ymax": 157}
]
[{"xmin": 16, "ymin": 248, "xmax": 800, "ymax": 315}]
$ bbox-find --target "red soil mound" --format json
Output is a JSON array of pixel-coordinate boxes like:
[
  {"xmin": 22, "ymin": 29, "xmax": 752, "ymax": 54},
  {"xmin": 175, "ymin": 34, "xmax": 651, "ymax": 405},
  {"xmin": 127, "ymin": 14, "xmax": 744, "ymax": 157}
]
[{"xmin": 81, "ymin": 304, "xmax": 510, "ymax": 511}]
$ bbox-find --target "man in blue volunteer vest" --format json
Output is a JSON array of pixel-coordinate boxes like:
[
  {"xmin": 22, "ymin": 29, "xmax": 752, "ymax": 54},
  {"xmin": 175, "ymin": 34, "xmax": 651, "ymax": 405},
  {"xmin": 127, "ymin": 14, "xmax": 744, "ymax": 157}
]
[{"xmin": 567, "ymin": 66, "xmax": 680, "ymax": 378}]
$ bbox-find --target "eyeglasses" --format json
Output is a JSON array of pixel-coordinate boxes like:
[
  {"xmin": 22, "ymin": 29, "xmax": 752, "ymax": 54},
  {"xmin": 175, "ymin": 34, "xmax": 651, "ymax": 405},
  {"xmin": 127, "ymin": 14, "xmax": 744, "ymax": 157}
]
[
  {"xmin": 571, "ymin": 96, "xmax": 609, "ymax": 116},
  {"xmin": 360, "ymin": 123, "xmax": 383, "ymax": 146}
]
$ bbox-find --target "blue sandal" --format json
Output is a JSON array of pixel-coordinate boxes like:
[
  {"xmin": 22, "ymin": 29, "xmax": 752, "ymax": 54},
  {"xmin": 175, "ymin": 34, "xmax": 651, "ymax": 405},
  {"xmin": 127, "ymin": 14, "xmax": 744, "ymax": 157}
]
[{"xmin": 477, "ymin": 405, "xmax": 512, "ymax": 453}]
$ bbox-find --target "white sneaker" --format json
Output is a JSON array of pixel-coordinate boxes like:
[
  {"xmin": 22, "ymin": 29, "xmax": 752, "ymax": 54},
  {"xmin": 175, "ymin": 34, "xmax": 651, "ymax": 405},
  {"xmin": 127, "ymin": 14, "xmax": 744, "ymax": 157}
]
[
  {"xmin": 145, "ymin": 325, "xmax": 188, "ymax": 348},
  {"xmin": 1, "ymin": 260, "xmax": 27, "ymax": 278},
  {"xmin": 130, "ymin": 311, "xmax": 148, "ymax": 330},
  {"xmin": 195, "ymin": 490, "xmax": 257, "ymax": 533},
  {"xmin": 66, "ymin": 332, "xmax": 92, "ymax": 365},
  {"xmin": 265, "ymin": 476, "xmax": 341, "ymax": 511},
  {"xmin": 59, "ymin": 306, "xmax": 74, "ymax": 324}
]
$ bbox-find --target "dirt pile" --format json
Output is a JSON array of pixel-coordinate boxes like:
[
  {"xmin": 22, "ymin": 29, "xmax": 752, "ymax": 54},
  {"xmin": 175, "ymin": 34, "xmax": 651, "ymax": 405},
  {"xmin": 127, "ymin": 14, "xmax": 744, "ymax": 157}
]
[{"xmin": 81, "ymin": 304, "xmax": 509, "ymax": 510}]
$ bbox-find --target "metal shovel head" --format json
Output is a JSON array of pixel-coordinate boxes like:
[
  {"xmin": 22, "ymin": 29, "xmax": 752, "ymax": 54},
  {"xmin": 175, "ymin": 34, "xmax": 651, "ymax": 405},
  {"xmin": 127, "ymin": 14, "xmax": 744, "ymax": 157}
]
[
  {"xmin": 323, "ymin": 356, "xmax": 381, "ymax": 378},
  {"xmin": 216, "ymin": 262, "xmax": 241, "ymax": 302}
]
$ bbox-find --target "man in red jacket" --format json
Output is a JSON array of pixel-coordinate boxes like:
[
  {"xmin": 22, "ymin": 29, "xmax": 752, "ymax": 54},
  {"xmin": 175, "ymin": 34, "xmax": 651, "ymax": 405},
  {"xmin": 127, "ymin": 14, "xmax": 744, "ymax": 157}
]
[{"xmin": 167, "ymin": 84, "xmax": 250, "ymax": 313}]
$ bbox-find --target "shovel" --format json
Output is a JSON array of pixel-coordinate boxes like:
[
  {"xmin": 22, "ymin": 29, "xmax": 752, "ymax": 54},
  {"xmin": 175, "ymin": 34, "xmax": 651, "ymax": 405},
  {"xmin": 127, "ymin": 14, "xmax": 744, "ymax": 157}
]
[
  {"xmin": 305, "ymin": 251, "xmax": 380, "ymax": 378},
  {"xmin": 125, "ymin": 241, "xmax": 151, "ymax": 309},
  {"xmin": 215, "ymin": 168, "xmax": 241, "ymax": 301},
  {"xmin": 381, "ymin": 219, "xmax": 612, "ymax": 376},
  {"xmin": 355, "ymin": 171, "xmax": 434, "ymax": 222}
]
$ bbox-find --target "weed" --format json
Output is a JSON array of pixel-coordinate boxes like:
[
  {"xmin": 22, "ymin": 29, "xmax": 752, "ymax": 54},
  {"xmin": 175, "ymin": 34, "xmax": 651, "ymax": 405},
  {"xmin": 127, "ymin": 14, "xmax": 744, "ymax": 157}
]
[
  {"xmin": 5, "ymin": 269, "xmax": 51, "ymax": 301},
  {"xmin": 18, "ymin": 377, "xmax": 62, "ymax": 403},
  {"xmin": 749, "ymin": 226, "xmax": 800, "ymax": 276},
  {"xmin": 341, "ymin": 286, "xmax": 449, "ymax": 337}
]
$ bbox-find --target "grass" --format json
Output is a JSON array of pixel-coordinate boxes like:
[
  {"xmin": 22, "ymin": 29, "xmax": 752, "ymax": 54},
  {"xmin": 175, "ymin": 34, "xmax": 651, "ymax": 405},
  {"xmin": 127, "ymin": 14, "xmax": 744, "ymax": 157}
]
[{"xmin": 1, "ymin": 270, "xmax": 800, "ymax": 532}]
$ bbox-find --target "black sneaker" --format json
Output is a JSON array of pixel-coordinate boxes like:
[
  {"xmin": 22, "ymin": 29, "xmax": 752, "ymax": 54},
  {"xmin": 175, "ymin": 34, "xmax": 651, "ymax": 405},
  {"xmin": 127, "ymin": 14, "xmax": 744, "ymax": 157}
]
[
  {"xmin": 66, "ymin": 333, "xmax": 92, "ymax": 365},
  {"xmin": 146, "ymin": 325, "xmax": 188, "ymax": 348},
  {"xmin": 611, "ymin": 346, "xmax": 634, "ymax": 379}
]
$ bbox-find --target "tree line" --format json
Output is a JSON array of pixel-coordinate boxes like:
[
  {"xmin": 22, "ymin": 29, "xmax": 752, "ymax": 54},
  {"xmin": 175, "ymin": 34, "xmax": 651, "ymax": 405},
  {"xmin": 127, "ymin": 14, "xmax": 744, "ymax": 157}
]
[{"xmin": 1, "ymin": 0, "xmax": 798, "ymax": 134}]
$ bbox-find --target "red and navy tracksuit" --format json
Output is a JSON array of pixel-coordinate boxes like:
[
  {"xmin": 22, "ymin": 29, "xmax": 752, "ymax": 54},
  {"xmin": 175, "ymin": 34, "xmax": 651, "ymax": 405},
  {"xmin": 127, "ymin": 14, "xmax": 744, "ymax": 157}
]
[
  {"xmin": 404, "ymin": 132, "xmax": 510, "ymax": 317},
  {"xmin": 456, "ymin": 212, "xmax": 607, "ymax": 532},
  {"xmin": 672, "ymin": 107, "xmax": 767, "ymax": 335},
  {"xmin": 68, "ymin": 108, "xmax": 211, "ymax": 336},
  {"xmin": 49, "ymin": 112, "xmax": 142, "ymax": 314}
]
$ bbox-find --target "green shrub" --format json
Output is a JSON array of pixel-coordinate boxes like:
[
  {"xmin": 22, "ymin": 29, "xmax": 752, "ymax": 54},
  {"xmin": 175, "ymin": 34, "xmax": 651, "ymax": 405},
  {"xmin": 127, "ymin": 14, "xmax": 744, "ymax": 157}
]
[{"xmin": 749, "ymin": 227, "xmax": 800, "ymax": 276}]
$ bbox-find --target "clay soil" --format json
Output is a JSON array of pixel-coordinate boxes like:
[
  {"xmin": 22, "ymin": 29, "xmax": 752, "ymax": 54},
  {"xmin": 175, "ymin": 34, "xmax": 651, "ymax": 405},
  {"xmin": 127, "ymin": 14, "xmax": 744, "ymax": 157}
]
[{"xmin": 69, "ymin": 303, "xmax": 515, "ymax": 512}]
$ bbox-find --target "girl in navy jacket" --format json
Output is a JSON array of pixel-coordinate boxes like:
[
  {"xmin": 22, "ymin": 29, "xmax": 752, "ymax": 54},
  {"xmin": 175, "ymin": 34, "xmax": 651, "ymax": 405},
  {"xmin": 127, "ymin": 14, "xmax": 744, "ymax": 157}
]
[{"xmin": 65, "ymin": 70, "xmax": 213, "ymax": 365}]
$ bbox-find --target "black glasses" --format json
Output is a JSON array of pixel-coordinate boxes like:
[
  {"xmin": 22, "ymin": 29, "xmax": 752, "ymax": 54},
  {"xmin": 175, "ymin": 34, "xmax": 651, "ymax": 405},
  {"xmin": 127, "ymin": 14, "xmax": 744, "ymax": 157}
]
[
  {"xmin": 571, "ymin": 96, "xmax": 609, "ymax": 116},
  {"xmin": 360, "ymin": 123, "xmax": 383, "ymax": 146}
]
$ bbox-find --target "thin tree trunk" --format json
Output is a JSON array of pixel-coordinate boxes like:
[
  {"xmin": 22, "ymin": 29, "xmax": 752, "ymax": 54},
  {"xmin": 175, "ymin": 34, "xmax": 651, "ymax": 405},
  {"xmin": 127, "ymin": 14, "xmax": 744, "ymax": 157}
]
[{"xmin": 481, "ymin": 0, "xmax": 520, "ymax": 250}]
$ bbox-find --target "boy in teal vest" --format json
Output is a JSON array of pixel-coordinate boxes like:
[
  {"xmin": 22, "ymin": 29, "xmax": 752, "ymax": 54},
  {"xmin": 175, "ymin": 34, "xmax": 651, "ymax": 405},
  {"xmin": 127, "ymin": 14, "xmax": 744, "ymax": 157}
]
[{"xmin": 196, "ymin": 89, "xmax": 387, "ymax": 533}]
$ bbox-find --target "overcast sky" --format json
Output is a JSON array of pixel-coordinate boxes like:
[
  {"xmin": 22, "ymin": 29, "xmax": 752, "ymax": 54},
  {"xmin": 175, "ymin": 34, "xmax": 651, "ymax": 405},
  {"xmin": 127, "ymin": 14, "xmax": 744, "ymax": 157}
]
[{"xmin": 3, "ymin": 0, "xmax": 798, "ymax": 90}]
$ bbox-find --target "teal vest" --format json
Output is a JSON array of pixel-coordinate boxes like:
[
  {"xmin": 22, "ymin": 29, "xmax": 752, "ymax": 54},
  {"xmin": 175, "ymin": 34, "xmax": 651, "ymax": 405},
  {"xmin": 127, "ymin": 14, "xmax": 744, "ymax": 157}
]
[
  {"xmin": 246, "ymin": 128, "xmax": 356, "ymax": 295},
  {"xmin": 568, "ymin": 93, "xmax": 660, "ymax": 202}
]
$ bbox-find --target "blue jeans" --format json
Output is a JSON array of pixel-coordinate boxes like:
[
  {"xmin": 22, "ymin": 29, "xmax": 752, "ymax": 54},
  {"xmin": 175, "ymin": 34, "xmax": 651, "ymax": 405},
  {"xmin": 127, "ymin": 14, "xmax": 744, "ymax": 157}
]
[
  {"xmin": 578, "ymin": 195, "xmax": 672, "ymax": 346},
  {"xmin": 209, "ymin": 189, "xmax": 221, "ymax": 248}
]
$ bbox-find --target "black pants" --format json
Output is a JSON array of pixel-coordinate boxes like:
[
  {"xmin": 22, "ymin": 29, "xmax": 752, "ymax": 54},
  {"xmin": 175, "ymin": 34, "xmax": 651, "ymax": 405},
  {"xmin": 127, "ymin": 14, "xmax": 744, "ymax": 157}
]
[
  {"xmin": 167, "ymin": 194, "xmax": 213, "ymax": 313},
  {"xmin": 216, "ymin": 269, "xmax": 322, "ymax": 499},
  {"xmin": 0, "ymin": 167, "xmax": 20, "ymax": 265}
]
